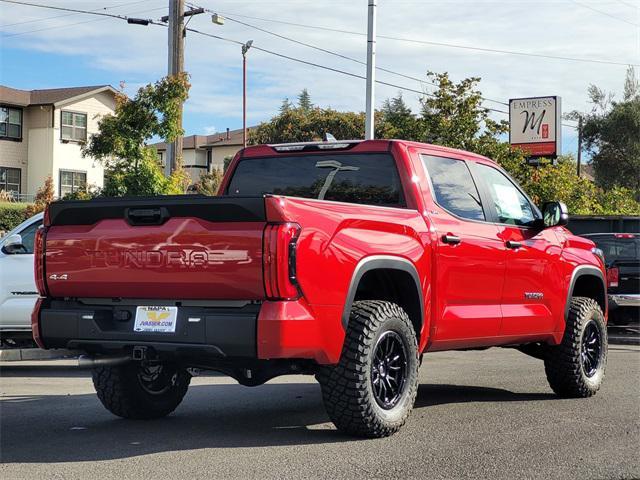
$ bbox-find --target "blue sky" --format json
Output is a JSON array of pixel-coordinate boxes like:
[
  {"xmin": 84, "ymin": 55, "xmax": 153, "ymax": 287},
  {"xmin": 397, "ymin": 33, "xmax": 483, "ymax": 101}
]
[{"xmin": 1, "ymin": 0, "xmax": 639, "ymax": 157}]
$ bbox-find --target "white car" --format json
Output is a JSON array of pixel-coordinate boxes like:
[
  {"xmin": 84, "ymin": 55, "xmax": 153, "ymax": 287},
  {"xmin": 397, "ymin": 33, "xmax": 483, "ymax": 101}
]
[{"xmin": 0, "ymin": 212, "xmax": 43, "ymax": 346}]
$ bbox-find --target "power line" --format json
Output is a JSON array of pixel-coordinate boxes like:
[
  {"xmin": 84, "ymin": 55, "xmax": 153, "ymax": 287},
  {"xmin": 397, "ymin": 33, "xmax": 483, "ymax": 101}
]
[
  {"xmin": 570, "ymin": 0, "xmax": 640, "ymax": 27},
  {"xmin": 191, "ymin": 3, "xmax": 509, "ymax": 106},
  {"xmin": 209, "ymin": 9, "xmax": 640, "ymax": 67},
  {"xmin": 2, "ymin": 6, "xmax": 166, "ymax": 37},
  {"xmin": 0, "ymin": 0, "xmax": 152, "ymax": 28},
  {"xmin": 185, "ymin": 26, "xmax": 510, "ymax": 115},
  {"xmin": 0, "ymin": 0, "xmax": 509, "ymax": 115},
  {"xmin": 0, "ymin": 0, "xmax": 136, "ymax": 20}
]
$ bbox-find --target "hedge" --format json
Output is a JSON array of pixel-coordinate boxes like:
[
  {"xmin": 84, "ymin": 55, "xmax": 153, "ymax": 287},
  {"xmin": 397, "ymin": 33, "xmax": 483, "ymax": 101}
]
[{"xmin": 0, "ymin": 202, "xmax": 31, "ymax": 234}]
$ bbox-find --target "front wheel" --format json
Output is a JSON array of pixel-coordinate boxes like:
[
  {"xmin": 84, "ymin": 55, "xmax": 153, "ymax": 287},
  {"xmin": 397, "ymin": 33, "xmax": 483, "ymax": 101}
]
[
  {"xmin": 92, "ymin": 362, "xmax": 191, "ymax": 419},
  {"xmin": 544, "ymin": 297, "xmax": 607, "ymax": 397},
  {"xmin": 317, "ymin": 300, "xmax": 419, "ymax": 438}
]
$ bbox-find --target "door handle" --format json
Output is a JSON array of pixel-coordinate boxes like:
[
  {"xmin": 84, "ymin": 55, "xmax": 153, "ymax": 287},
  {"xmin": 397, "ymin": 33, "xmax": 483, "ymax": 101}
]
[
  {"xmin": 442, "ymin": 234, "xmax": 461, "ymax": 245},
  {"xmin": 506, "ymin": 240, "xmax": 522, "ymax": 249}
]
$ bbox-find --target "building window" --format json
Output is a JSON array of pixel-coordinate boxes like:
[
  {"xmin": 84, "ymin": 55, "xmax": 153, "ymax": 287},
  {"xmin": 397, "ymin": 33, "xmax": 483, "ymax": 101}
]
[
  {"xmin": 0, "ymin": 106, "xmax": 23, "ymax": 140},
  {"xmin": 61, "ymin": 111, "xmax": 87, "ymax": 142},
  {"xmin": 0, "ymin": 167, "xmax": 21, "ymax": 194},
  {"xmin": 59, "ymin": 170, "xmax": 86, "ymax": 197}
]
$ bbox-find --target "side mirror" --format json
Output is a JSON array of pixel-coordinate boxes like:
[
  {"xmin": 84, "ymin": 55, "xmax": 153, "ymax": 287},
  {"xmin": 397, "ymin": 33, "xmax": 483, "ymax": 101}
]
[
  {"xmin": 542, "ymin": 201, "xmax": 569, "ymax": 228},
  {"xmin": 1, "ymin": 234, "xmax": 26, "ymax": 254}
]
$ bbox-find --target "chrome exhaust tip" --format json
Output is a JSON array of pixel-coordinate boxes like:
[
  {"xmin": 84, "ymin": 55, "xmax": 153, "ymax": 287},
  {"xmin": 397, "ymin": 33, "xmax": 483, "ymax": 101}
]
[{"xmin": 77, "ymin": 354, "xmax": 131, "ymax": 369}]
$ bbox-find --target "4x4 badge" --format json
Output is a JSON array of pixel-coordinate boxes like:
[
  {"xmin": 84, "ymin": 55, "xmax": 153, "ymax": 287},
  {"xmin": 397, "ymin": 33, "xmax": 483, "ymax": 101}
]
[{"xmin": 49, "ymin": 274, "xmax": 68, "ymax": 281}]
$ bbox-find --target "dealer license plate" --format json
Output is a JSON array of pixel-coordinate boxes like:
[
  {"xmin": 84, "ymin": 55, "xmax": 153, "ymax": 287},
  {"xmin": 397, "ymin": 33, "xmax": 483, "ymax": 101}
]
[{"xmin": 134, "ymin": 306, "xmax": 178, "ymax": 333}]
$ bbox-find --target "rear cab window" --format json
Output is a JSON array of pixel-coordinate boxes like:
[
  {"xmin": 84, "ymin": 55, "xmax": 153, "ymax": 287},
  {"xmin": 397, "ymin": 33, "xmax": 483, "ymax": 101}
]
[
  {"xmin": 590, "ymin": 236, "xmax": 640, "ymax": 264},
  {"xmin": 421, "ymin": 155, "xmax": 485, "ymax": 221},
  {"xmin": 226, "ymin": 153, "xmax": 405, "ymax": 207}
]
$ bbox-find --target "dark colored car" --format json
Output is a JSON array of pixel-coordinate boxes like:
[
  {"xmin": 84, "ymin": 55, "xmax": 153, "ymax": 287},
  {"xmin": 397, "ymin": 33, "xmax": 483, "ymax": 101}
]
[{"xmin": 583, "ymin": 233, "xmax": 640, "ymax": 324}]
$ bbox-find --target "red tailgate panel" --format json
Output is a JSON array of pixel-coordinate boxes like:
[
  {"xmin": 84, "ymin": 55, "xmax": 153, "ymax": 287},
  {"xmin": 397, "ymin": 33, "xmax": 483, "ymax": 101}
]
[{"xmin": 45, "ymin": 218, "xmax": 265, "ymax": 300}]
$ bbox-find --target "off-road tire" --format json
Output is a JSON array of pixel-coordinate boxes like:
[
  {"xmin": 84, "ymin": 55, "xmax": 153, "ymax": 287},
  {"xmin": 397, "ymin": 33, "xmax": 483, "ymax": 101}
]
[
  {"xmin": 317, "ymin": 300, "xmax": 419, "ymax": 438},
  {"xmin": 92, "ymin": 362, "xmax": 191, "ymax": 419},
  {"xmin": 544, "ymin": 296, "xmax": 607, "ymax": 398}
]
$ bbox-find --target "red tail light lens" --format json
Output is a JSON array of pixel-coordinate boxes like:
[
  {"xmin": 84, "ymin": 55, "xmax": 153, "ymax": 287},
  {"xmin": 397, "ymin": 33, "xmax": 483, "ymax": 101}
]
[
  {"xmin": 263, "ymin": 222, "xmax": 301, "ymax": 300},
  {"xmin": 31, "ymin": 297, "xmax": 45, "ymax": 348},
  {"xmin": 607, "ymin": 267, "xmax": 619, "ymax": 288},
  {"xmin": 34, "ymin": 226, "xmax": 48, "ymax": 296}
]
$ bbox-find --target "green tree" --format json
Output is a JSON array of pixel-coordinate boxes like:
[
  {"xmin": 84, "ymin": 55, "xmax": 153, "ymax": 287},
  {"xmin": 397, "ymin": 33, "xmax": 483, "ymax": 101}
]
[
  {"xmin": 380, "ymin": 93, "xmax": 419, "ymax": 139},
  {"xmin": 297, "ymin": 89, "xmax": 313, "ymax": 112},
  {"xmin": 579, "ymin": 67, "xmax": 640, "ymax": 197},
  {"xmin": 252, "ymin": 92, "xmax": 395, "ymax": 144},
  {"xmin": 83, "ymin": 73, "xmax": 191, "ymax": 196},
  {"xmin": 279, "ymin": 97, "xmax": 294, "ymax": 113},
  {"xmin": 194, "ymin": 168, "xmax": 224, "ymax": 196}
]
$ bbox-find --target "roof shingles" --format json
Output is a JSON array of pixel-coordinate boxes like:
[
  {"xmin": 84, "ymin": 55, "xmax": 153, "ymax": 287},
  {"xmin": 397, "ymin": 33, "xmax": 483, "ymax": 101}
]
[{"xmin": 0, "ymin": 85, "xmax": 115, "ymax": 106}]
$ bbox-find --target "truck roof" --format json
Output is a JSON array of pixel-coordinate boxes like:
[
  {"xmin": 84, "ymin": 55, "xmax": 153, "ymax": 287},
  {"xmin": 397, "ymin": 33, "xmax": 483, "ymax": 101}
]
[{"xmin": 241, "ymin": 139, "xmax": 496, "ymax": 164}]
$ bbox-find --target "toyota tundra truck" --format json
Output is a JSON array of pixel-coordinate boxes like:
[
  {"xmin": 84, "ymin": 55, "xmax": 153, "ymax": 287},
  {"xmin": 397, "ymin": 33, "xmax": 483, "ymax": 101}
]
[{"xmin": 32, "ymin": 139, "xmax": 608, "ymax": 437}]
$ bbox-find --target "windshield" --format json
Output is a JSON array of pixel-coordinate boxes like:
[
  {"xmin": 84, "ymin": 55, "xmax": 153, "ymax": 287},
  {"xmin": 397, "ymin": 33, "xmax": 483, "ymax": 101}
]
[
  {"xmin": 226, "ymin": 153, "xmax": 404, "ymax": 207},
  {"xmin": 591, "ymin": 236, "xmax": 640, "ymax": 263}
]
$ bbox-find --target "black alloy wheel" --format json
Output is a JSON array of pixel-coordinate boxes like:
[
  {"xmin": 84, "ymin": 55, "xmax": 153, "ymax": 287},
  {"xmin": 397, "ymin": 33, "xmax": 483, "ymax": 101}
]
[{"xmin": 371, "ymin": 330, "xmax": 408, "ymax": 409}]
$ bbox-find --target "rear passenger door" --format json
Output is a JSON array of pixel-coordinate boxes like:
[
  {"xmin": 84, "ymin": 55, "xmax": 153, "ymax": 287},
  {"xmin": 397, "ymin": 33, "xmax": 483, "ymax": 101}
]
[
  {"xmin": 472, "ymin": 163, "xmax": 560, "ymax": 337},
  {"xmin": 421, "ymin": 155, "xmax": 506, "ymax": 346}
]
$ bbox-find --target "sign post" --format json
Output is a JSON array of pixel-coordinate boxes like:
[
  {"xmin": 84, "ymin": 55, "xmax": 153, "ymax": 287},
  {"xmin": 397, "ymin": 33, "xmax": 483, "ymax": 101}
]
[{"xmin": 509, "ymin": 96, "xmax": 561, "ymax": 165}]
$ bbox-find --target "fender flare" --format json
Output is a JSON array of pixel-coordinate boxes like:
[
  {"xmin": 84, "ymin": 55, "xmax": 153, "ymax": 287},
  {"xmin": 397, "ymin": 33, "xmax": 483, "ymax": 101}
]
[
  {"xmin": 341, "ymin": 255, "xmax": 424, "ymax": 329},
  {"xmin": 565, "ymin": 265, "xmax": 607, "ymax": 319}
]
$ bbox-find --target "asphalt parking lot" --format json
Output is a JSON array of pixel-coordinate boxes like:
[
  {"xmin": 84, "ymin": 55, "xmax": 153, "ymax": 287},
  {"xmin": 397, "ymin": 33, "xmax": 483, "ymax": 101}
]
[{"xmin": 1, "ymin": 346, "xmax": 639, "ymax": 480}]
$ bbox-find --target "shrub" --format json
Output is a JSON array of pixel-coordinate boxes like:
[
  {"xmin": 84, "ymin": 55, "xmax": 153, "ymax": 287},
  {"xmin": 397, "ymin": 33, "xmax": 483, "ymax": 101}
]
[
  {"xmin": 0, "ymin": 202, "xmax": 31, "ymax": 234},
  {"xmin": 24, "ymin": 176, "xmax": 54, "ymax": 218}
]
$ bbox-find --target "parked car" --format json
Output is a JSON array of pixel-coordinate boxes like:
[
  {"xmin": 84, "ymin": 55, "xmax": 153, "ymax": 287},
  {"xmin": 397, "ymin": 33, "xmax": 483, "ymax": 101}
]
[
  {"xmin": 582, "ymin": 233, "xmax": 639, "ymax": 325},
  {"xmin": 32, "ymin": 140, "xmax": 608, "ymax": 437},
  {"xmin": 0, "ymin": 213, "xmax": 43, "ymax": 346}
]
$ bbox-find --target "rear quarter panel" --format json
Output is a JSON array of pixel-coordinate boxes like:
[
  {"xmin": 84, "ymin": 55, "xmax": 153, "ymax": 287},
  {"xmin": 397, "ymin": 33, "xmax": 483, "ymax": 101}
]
[{"xmin": 264, "ymin": 195, "xmax": 432, "ymax": 361}]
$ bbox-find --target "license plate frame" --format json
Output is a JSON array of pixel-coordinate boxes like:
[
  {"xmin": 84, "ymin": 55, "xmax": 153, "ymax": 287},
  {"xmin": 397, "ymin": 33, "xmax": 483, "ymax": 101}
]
[{"xmin": 133, "ymin": 306, "xmax": 178, "ymax": 333}]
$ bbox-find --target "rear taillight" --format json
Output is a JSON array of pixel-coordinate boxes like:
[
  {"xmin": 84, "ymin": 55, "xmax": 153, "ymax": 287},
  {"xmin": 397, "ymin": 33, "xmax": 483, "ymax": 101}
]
[
  {"xmin": 607, "ymin": 267, "xmax": 619, "ymax": 288},
  {"xmin": 31, "ymin": 297, "xmax": 45, "ymax": 348},
  {"xmin": 34, "ymin": 226, "xmax": 48, "ymax": 296},
  {"xmin": 263, "ymin": 222, "xmax": 301, "ymax": 300}
]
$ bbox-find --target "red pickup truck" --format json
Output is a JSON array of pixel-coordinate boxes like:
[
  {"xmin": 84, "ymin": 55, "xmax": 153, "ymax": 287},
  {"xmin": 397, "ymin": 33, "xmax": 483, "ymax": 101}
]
[{"xmin": 32, "ymin": 139, "xmax": 608, "ymax": 437}]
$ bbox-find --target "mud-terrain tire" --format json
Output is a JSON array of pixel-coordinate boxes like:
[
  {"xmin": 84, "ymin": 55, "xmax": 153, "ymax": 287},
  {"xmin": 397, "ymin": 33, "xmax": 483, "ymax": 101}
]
[
  {"xmin": 317, "ymin": 300, "xmax": 419, "ymax": 438},
  {"xmin": 544, "ymin": 296, "xmax": 607, "ymax": 398},
  {"xmin": 92, "ymin": 362, "xmax": 191, "ymax": 419}
]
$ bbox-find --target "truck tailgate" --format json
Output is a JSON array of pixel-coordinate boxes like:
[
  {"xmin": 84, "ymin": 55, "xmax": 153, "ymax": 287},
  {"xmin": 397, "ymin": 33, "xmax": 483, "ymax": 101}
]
[{"xmin": 43, "ymin": 196, "xmax": 266, "ymax": 300}]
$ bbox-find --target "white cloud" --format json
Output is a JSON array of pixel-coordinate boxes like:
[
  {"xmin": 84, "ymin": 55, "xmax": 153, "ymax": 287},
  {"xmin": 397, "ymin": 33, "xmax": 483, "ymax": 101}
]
[{"xmin": 2, "ymin": 0, "xmax": 638, "ymax": 155}]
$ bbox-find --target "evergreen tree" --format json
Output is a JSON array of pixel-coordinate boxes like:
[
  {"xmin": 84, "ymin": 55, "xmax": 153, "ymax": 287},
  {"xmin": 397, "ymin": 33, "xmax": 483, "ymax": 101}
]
[{"xmin": 297, "ymin": 89, "xmax": 313, "ymax": 111}]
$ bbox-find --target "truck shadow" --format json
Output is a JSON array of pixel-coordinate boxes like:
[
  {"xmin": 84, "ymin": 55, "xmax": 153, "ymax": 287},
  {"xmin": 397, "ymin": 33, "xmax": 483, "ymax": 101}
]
[{"xmin": 1, "ymin": 381, "xmax": 556, "ymax": 464}]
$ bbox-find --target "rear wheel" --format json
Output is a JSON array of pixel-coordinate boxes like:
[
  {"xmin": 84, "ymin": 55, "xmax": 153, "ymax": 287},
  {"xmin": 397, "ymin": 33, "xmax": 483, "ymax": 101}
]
[
  {"xmin": 317, "ymin": 300, "xmax": 419, "ymax": 438},
  {"xmin": 92, "ymin": 362, "xmax": 191, "ymax": 419},
  {"xmin": 544, "ymin": 297, "xmax": 607, "ymax": 397}
]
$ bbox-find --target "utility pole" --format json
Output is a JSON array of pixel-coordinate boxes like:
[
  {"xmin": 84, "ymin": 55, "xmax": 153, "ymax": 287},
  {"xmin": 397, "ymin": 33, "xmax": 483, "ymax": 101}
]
[
  {"xmin": 577, "ymin": 115, "xmax": 583, "ymax": 177},
  {"xmin": 242, "ymin": 40, "xmax": 253, "ymax": 148},
  {"xmin": 166, "ymin": 0, "xmax": 185, "ymax": 176},
  {"xmin": 364, "ymin": 0, "xmax": 377, "ymax": 140}
]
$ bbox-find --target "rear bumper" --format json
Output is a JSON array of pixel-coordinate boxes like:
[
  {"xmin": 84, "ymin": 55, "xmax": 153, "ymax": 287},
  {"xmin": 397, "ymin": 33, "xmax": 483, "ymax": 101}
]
[
  {"xmin": 33, "ymin": 298, "xmax": 345, "ymax": 365},
  {"xmin": 609, "ymin": 294, "xmax": 640, "ymax": 308},
  {"xmin": 34, "ymin": 298, "xmax": 258, "ymax": 359}
]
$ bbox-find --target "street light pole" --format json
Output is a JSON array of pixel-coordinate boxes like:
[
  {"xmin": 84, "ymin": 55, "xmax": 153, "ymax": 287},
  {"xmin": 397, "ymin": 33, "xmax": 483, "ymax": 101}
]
[
  {"xmin": 364, "ymin": 0, "xmax": 377, "ymax": 140},
  {"xmin": 242, "ymin": 40, "xmax": 253, "ymax": 148}
]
